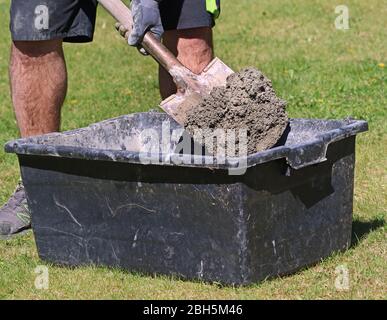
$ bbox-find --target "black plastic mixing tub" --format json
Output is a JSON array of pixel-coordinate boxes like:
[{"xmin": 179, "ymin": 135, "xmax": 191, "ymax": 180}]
[{"xmin": 5, "ymin": 112, "xmax": 368, "ymax": 285}]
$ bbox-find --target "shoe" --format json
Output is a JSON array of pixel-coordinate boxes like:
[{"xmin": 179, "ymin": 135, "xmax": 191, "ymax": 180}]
[{"xmin": 0, "ymin": 181, "xmax": 31, "ymax": 239}]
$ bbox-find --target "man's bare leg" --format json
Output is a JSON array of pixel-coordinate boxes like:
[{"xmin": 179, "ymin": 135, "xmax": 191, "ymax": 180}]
[
  {"xmin": 0, "ymin": 40, "xmax": 67, "ymax": 238},
  {"xmin": 10, "ymin": 40, "xmax": 67, "ymax": 137},
  {"xmin": 159, "ymin": 27, "xmax": 214, "ymax": 99}
]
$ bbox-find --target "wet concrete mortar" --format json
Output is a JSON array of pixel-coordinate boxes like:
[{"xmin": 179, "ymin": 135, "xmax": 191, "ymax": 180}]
[{"xmin": 184, "ymin": 67, "xmax": 289, "ymax": 155}]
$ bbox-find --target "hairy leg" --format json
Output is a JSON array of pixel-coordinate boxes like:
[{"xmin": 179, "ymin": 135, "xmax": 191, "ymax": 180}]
[
  {"xmin": 159, "ymin": 27, "xmax": 214, "ymax": 99},
  {"xmin": 9, "ymin": 40, "xmax": 67, "ymax": 137}
]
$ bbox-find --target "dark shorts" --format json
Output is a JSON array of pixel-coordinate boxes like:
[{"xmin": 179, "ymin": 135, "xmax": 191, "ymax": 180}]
[{"xmin": 10, "ymin": 0, "xmax": 220, "ymax": 43}]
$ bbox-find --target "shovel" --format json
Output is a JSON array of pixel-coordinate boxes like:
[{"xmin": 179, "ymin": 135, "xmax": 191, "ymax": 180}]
[{"xmin": 98, "ymin": 0, "xmax": 234, "ymax": 125}]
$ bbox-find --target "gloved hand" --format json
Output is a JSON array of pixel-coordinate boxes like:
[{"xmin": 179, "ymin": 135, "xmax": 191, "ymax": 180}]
[{"xmin": 116, "ymin": 0, "xmax": 163, "ymax": 55}]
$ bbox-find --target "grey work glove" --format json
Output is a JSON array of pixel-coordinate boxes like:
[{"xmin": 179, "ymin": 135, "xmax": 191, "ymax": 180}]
[{"xmin": 122, "ymin": 0, "xmax": 164, "ymax": 55}]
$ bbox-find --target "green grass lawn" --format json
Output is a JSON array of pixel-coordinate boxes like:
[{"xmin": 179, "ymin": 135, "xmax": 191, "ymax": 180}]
[{"xmin": 0, "ymin": 0, "xmax": 386, "ymax": 299}]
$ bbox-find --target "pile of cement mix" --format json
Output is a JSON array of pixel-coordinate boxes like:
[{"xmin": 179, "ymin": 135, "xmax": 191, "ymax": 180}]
[{"xmin": 184, "ymin": 67, "xmax": 289, "ymax": 155}]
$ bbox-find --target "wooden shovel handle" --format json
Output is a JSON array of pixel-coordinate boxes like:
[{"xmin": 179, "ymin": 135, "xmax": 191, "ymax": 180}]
[{"xmin": 98, "ymin": 0, "xmax": 185, "ymax": 73}]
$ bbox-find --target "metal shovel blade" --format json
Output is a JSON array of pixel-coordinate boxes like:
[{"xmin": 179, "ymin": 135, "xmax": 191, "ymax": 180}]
[
  {"xmin": 160, "ymin": 57, "xmax": 234, "ymax": 125},
  {"xmin": 98, "ymin": 0, "xmax": 234, "ymax": 126}
]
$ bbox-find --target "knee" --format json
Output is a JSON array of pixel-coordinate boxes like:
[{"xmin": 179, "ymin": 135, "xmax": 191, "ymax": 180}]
[
  {"xmin": 163, "ymin": 27, "xmax": 214, "ymax": 74},
  {"xmin": 12, "ymin": 40, "xmax": 63, "ymax": 61}
]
